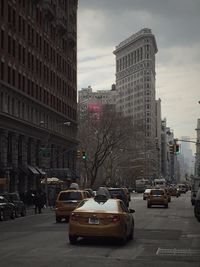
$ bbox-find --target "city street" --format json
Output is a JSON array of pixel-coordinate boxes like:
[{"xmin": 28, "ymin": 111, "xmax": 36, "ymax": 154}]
[{"xmin": 0, "ymin": 192, "xmax": 199, "ymax": 267}]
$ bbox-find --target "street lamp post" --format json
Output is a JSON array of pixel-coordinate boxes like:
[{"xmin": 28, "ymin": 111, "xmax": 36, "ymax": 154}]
[{"xmin": 39, "ymin": 120, "xmax": 72, "ymax": 207}]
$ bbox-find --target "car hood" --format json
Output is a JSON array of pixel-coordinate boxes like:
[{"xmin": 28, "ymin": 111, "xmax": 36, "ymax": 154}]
[{"xmin": 0, "ymin": 203, "xmax": 14, "ymax": 207}]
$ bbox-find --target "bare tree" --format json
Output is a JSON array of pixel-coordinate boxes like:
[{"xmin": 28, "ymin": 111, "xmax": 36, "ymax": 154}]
[{"xmin": 78, "ymin": 105, "xmax": 135, "ymax": 188}]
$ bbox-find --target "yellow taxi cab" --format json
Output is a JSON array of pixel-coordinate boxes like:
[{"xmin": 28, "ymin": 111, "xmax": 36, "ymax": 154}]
[
  {"xmin": 68, "ymin": 194, "xmax": 135, "ymax": 245},
  {"xmin": 55, "ymin": 189, "xmax": 88, "ymax": 222},
  {"xmin": 143, "ymin": 188, "xmax": 151, "ymax": 200},
  {"xmin": 147, "ymin": 188, "xmax": 168, "ymax": 208}
]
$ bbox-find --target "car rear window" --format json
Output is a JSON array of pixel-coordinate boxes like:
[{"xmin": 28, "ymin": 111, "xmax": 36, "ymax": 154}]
[
  {"xmin": 109, "ymin": 189, "xmax": 125, "ymax": 196},
  {"xmin": 9, "ymin": 194, "xmax": 20, "ymax": 201},
  {"xmin": 77, "ymin": 199, "xmax": 119, "ymax": 212},
  {"xmin": 145, "ymin": 189, "xmax": 151, "ymax": 193},
  {"xmin": 59, "ymin": 192, "xmax": 82, "ymax": 201},
  {"xmin": 150, "ymin": 190, "xmax": 164, "ymax": 195}
]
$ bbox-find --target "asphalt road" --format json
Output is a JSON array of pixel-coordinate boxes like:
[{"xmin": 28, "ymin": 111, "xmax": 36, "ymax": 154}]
[{"xmin": 0, "ymin": 192, "xmax": 199, "ymax": 267}]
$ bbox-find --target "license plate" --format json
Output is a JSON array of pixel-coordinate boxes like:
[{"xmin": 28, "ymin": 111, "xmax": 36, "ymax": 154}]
[{"xmin": 88, "ymin": 217, "xmax": 99, "ymax": 224}]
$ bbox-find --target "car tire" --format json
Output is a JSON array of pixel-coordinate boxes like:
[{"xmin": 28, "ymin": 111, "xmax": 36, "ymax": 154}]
[
  {"xmin": 147, "ymin": 203, "xmax": 151, "ymax": 208},
  {"xmin": 118, "ymin": 236, "xmax": 127, "ymax": 245},
  {"xmin": 0, "ymin": 210, "xmax": 5, "ymax": 221},
  {"xmin": 129, "ymin": 225, "xmax": 134, "ymax": 240},
  {"xmin": 15, "ymin": 210, "xmax": 19, "ymax": 218},
  {"xmin": 56, "ymin": 216, "xmax": 62, "ymax": 223},
  {"xmin": 11, "ymin": 210, "xmax": 15, "ymax": 219},
  {"xmin": 165, "ymin": 204, "xmax": 168, "ymax": 208},
  {"xmin": 21, "ymin": 208, "xmax": 26, "ymax": 217},
  {"xmin": 69, "ymin": 235, "xmax": 77, "ymax": 245}
]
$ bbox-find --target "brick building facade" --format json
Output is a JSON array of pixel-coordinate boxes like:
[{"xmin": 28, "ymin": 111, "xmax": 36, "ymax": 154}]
[{"xmin": 0, "ymin": 0, "xmax": 78, "ymax": 193}]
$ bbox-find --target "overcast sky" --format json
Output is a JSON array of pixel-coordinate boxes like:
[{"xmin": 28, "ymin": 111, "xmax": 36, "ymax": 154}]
[{"xmin": 77, "ymin": 0, "xmax": 200, "ymax": 153}]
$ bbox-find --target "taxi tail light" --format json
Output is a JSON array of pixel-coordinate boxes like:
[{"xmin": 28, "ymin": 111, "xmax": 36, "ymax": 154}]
[
  {"xmin": 110, "ymin": 214, "xmax": 120, "ymax": 222},
  {"xmin": 56, "ymin": 201, "xmax": 64, "ymax": 208},
  {"xmin": 71, "ymin": 213, "xmax": 79, "ymax": 221}
]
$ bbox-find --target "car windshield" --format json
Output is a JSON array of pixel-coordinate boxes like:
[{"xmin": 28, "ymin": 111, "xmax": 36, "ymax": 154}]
[
  {"xmin": 76, "ymin": 199, "xmax": 119, "ymax": 212},
  {"xmin": 108, "ymin": 189, "xmax": 124, "ymax": 196},
  {"xmin": 59, "ymin": 192, "xmax": 82, "ymax": 201},
  {"xmin": 150, "ymin": 190, "xmax": 164, "ymax": 195},
  {"xmin": 0, "ymin": 196, "xmax": 6, "ymax": 203}
]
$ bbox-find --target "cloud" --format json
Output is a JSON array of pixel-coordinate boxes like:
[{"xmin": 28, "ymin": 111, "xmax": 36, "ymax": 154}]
[
  {"xmin": 77, "ymin": 0, "xmax": 200, "ymax": 153},
  {"xmin": 78, "ymin": 0, "xmax": 200, "ymax": 48}
]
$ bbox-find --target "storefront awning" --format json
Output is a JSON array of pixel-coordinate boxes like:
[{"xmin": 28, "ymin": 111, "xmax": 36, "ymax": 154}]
[
  {"xmin": 28, "ymin": 166, "xmax": 40, "ymax": 175},
  {"xmin": 36, "ymin": 168, "xmax": 46, "ymax": 175},
  {"xmin": 45, "ymin": 168, "xmax": 78, "ymax": 179}
]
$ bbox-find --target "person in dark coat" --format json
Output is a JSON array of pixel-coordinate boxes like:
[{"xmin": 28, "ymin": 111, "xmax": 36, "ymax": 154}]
[{"xmin": 34, "ymin": 190, "xmax": 45, "ymax": 214}]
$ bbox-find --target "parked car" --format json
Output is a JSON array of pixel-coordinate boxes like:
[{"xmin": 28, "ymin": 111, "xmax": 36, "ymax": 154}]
[
  {"xmin": 163, "ymin": 188, "xmax": 171, "ymax": 202},
  {"xmin": 84, "ymin": 188, "xmax": 95, "ymax": 197},
  {"xmin": 108, "ymin": 188, "xmax": 129, "ymax": 207},
  {"xmin": 0, "ymin": 195, "xmax": 15, "ymax": 221},
  {"xmin": 194, "ymin": 187, "xmax": 200, "ymax": 222},
  {"xmin": 68, "ymin": 194, "xmax": 135, "ymax": 245},
  {"xmin": 147, "ymin": 189, "xmax": 168, "ymax": 208},
  {"xmin": 168, "ymin": 187, "xmax": 180, "ymax": 197},
  {"xmin": 143, "ymin": 189, "xmax": 151, "ymax": 200},
  {"xmin": 122, "ymin": 187, "xmax": 131, "ymax": 202},
  {"xmin": 55, "ymin": 190, "xmax": 88, "ymax": 223},
  {"xmin": 2, "ymin": 192, "xmax": 26, "ymax": 217},
  {"xmin": 178, "ymin": 184, "xmax": 187, "ymax": 193}
]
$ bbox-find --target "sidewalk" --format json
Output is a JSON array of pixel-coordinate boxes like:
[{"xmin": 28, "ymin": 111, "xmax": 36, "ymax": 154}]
[{"xmin": 26, "ymin": 205, "xmax": 55, "ymax": 216}]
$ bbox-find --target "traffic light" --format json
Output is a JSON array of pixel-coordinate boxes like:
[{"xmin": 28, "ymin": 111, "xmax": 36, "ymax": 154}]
[
  {"xmin": 169, "ymin": 145, "xmax": 174, "ymax": 154},
  {"xmin": 82, "ymin": 150, "xmax": 87, "ymax": 160},
  {"xmin": 175, "ymin": 144, "xmax": 180, "ymax": 155},
  {"xmin": 77, "ymin": 150, "xmax": 81, "ymax": 159}
]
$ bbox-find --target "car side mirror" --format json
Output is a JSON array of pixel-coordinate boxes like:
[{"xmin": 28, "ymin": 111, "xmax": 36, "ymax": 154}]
[{"xmin": 129, "ymin": 209, "xmax": 135, "ymax": 213}]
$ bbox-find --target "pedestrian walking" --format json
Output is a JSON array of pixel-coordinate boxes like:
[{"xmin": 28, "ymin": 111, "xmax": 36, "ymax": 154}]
[{"xmin": 34, "ymin": 190, "xmax": 45, "ymax": 214}]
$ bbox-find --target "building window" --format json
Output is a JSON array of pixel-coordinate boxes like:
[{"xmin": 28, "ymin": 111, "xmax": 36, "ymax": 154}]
[
  {"xmin": 22, "ymin": 18, "xmax": 25, "ymax": 36},
  {"xmin": 8, "ymin": 4, "xmax": 12, "ymax": 23},
  {"xmin": 22, "ymin": 103, "xmax": 25, "ymax": 119},
  {"xmin": 22, "ymin": 75, "xmax": 25, "ymax": 91},
  {"xmin": 0, "ymin": 29, "xmax": 4, "ymax": 49},
  {"xmin": 27, "ymin": 78, "xmax": 30, "ymax": 95},
  {"xmin": 7, "ymin": 134, "xmax": 13, "ymax": 165},
  {"xmin": 18, "ymin": 15, "xmax": 22, "ymax": 33},
  {"xmin": 18, "ymin": 72, "xmax": 21, "ymax": 89},
  {"xmin": 18, "ymin": 43, "xmax": 21, "ymax": 62},
  {"xmin": 11, "ymin": 97, "xmax": 15, "ymax": 115},
  {"xmin": 12, "ymin": 9, "xmax": 16, "ymax": 26},
  {"xmin": 22, "ymin": 47, "xmax": 25, "ymax": 64},
  {"xmin": 1, "ymin": 61, "xmax": 4, "ymax": 80},
  {"xmin": 12, "ymin": 69, "xmax": 15, "ymax": 86},
  {"xmin": 12, "ymin": 39, "xmax": 15, "ymax": 57},
  {"xmin": 7, "ymin": 95, "xmax": 10, "ymax": 113},
  {"xmin": 7, "ymin": 66, "xmax": 11, "ymax": 84},
  {"xmin": 18, "ymin": 135, "xmax": 23, "ymax": 165},
  {"xmin": 0, "ymin": 92, "xmax": 3, "ymax": 111},
  {"xmin": 8, "ymin": 35, "xmax": 11, "ymax": 54},
  {"xmin": 1, "ymin": 0, "xmax": 4, "ymax": 17},
  {"xmin": 28, "ymin": 24, "xmax": 31, "ymax": 41}
]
